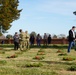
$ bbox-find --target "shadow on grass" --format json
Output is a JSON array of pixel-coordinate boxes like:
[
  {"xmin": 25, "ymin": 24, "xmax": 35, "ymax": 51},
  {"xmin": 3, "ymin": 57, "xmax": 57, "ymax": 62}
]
[
  {"xmin": 41, "ymin": 60, "xmax": 76, "ymax": 66},
  {"xmin": 32, "ymin": 60, "xmax": 76, "ymax": 66},
  {"xmin": 30, "ymin": 44, "xmax": 68, "ymax": 49},
  {"xmin": 0, "ymin": 44, "xmax": 69, "ymax": 49}
]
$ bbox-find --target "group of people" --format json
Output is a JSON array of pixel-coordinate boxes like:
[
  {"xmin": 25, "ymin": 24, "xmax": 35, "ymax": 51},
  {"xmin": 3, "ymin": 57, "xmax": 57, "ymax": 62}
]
[
  {"xmin": 13, "ymin": 29, "xmax": 52, "ymax": 50},
  {"xmin": 13, "ymin": 29, "xmax": 30, "ymax": 51},
  {"xmin": 30, "ymin": 33, "xmax": 51, "ymax": 46},
  {"xmin": 13, "ymin": 26, "xmax": 76, "ymax": 53}
]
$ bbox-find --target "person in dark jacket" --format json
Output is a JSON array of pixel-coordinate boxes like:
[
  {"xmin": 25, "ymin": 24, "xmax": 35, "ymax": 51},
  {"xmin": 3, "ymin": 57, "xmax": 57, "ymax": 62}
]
[
  {"xmin": 13, "ymin": 32, "xmax": 19, "ymax": 50},
  {"xmin": 68, "ymin": 26, "xmax": 76, "ymax": 53},
  {"xmin": 30, "ymin": 34, "xmax": 35, "ymax": 46},
  {"xmin": 47, "ymin": 34, "xmax": 51, "ymax": 45}
]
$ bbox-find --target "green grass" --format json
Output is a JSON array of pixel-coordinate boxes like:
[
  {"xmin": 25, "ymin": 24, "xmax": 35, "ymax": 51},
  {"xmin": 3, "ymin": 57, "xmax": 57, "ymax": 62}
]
[
  {"xmin": 0, "ymin": 44, "xmax": 76, "ymax": 75},
  {"xmin": 0, "ymin": 44, "xmax": 67, "ymax": 49},
  {"xmin": 0, "ymin": 44, "xmax": 14, "ymax": 48}
]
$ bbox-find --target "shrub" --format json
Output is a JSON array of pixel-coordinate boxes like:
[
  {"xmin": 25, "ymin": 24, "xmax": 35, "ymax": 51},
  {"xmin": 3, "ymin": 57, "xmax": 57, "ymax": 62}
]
[
  {"xmin": 33, "ymin": 56, "xmax": 44, "ymax": 60},
  {"xmin": 56, "ymin": 50, "xmax": 63, "ymax": 53},
  {"xmin": 7, "ymin": 54, "xmax": 17, "ymax": 58},
  {"xmin": 25, "ymin": 63, "xmax": 43, "ymax": 67},
  {"xmin": 68, "ymin": 65, "xmax": 76, "ymax": 71},
  {"xmin": 63, "ymin": 57, "xmax": 75, "ymax": 61},
  {"xmin": 58, "ymin": 53, "xmax": 67, "ymax": 56}
]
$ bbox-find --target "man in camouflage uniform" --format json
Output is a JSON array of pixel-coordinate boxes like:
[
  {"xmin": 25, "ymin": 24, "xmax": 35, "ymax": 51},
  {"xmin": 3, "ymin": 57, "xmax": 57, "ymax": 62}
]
[
  {"xmin": 25, "ymin": 31, "xmax": 30, "ymax": 49},
  {"xmin": 19, "ymin": 29, "xmax": 26, "ymax": 51}
]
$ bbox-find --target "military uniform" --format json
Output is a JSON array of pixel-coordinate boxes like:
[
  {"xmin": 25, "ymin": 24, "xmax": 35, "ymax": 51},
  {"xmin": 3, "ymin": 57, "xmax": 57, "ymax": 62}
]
[
  {"xmin": 25, "ymin": 31, "xmax": 30, "ymax": 49},
  {"xmin": 19, "ymin": 31, "xmax": 26, "ymax": 50}
]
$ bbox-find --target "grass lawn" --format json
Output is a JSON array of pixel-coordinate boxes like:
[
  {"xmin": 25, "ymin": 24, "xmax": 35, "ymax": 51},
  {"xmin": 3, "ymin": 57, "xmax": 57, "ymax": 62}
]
[{"xmin": 0, "ymin": 44, "xmax": 76, "ymax": 75}]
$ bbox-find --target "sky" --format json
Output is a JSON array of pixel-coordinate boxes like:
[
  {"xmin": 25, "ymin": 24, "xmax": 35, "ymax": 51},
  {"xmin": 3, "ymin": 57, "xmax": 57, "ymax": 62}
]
[{"xmin": 4, "ymin": 0, "xmax": 76, "ymax": 37}]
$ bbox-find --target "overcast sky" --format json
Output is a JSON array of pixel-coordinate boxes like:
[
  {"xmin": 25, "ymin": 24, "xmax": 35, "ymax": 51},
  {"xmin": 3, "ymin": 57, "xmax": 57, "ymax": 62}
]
[{"xmin": 4, "ymin": 0, "xmax": 76, "ymax": 36}]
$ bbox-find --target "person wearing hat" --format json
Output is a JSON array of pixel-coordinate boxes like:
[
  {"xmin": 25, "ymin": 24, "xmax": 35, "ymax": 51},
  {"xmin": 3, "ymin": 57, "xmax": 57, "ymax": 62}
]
[{"xmin": 68, "ymin": 26, "xmax": 76, "ymax": 53}]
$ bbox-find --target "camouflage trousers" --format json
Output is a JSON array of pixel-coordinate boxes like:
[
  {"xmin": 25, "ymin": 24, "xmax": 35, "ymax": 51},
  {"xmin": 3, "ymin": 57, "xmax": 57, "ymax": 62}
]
[
  {"xmin": 19, "ymin": 40, "xmax": 26, "ymax": 50},
  {"xmin": 25, "ymin": 40, "xmax": 29, "ymax": 49}
]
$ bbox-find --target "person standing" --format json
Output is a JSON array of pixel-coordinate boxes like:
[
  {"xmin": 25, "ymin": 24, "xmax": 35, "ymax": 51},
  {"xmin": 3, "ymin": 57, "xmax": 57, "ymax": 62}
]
[
  {"xmin": 25, "ymin": 31, "xmax": 30, "ymax": 49},
  {"xmin": 19, "ymin": 29, "xmax": 26, "ymax": 51},
  {"xmin": 68, "ymin": 26, "xmax": 76, "ymax": 53},
  {"xmin": 30, "ymin": 34, "xmax": 35, "ymax": 46},
  {"xmin": 13, "ymin": 32, "xmax": 19, "ymax": 50},
  {"xmin": 47, "ymin": 34, "xmax": 51, "ymax": 45},
  {"xmin": 43, "ymin": 33, "xmax": 47, "ymax": 46},
  {"xmin": 36, "ymin": 34, "xmax": 42, "ymax": 46}
]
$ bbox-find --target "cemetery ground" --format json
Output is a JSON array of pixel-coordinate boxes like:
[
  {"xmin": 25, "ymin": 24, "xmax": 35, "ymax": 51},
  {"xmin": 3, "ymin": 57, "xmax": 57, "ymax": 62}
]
[{"xmin": 0, "ymin": 44, "xmax": 76, "ymax": 75}]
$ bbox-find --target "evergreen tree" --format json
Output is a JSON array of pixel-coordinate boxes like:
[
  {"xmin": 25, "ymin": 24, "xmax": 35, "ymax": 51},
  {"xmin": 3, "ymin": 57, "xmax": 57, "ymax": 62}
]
[{"xmin": 0, "ymin": 0, "xmax": 22, "ymax": 34}]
